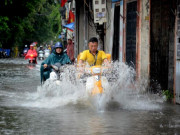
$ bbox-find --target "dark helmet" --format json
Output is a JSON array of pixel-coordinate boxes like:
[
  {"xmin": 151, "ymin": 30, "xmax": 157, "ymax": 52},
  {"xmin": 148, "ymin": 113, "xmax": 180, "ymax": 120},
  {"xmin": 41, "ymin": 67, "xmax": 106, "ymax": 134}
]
[{"xmin": 54, "ymin": 42, "xmax": 63, "ymax": 48}]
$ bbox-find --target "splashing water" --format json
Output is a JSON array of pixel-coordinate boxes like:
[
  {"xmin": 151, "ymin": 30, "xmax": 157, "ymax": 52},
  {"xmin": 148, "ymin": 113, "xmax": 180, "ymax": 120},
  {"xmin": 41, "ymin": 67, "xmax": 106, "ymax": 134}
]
[
  {"xmin": 22, "ymin": 62, "xmax": 162, "ymax": 110},
  {"xmin": 94, "ymin": 61, "xmax": 161, "ymax": 111}
]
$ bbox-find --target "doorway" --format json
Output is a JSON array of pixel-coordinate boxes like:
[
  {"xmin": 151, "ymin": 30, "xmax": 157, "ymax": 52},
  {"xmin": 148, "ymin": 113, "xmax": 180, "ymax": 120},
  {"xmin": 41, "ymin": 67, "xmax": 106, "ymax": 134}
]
[
  {"xmin": 150, "ymin": 0, "xmax": 176, "ymax": 92},
  {"xmin": 126, "ymin": 1, "xmax": 137, "ymax": 69},
  {"xmin": 112, "ymin": 5, "xmax": 120, "ymax": 61}
]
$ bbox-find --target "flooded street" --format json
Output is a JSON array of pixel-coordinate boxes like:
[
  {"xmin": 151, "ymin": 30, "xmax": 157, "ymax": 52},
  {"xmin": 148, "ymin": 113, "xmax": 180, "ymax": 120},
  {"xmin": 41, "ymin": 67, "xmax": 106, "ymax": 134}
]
[{"xmin": 0, "ymin": 58, "xmax": 180, "ymax": 135}]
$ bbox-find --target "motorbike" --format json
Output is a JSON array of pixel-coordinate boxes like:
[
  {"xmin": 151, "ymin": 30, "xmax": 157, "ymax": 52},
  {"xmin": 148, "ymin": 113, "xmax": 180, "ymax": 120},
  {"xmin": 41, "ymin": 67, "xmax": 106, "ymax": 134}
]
[
  {"xmin": 0, "ymin": 50, "xmax": 8, "ymax": 58},
  {"xmin": 82, "ymin": 65, "xmax": 110, "ymax": 96},
  {"xmin": 44, "ymin": 49, "xmax": 50, "ymax": 59},
  {"xmin": 63, "ymin": 48, "xmax": 67, "ymax": 53},
  {"xmin": 28, "ymin": 54, "xmax": 37, "ymax": 64},
  {"xmin": 23, "ymin": 49, "xmax": 28, "ymax": 57},
  {"xmin": 38, "ymin": 50, "xmax": 44, "ymax": 60},
  {"xmin": 77, "ymin": 65, "xmax": 119, "ymax": 110},
  {"xmin": 48, "ymin": 63, "xmax": 61, "ymax": 85}
]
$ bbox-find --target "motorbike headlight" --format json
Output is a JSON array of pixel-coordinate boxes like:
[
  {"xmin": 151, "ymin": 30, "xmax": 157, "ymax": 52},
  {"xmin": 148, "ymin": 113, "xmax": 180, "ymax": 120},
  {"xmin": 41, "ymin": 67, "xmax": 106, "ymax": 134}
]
[{"xmin": 92, "ymin": 68, "xmax": 101, "ymax": 74}]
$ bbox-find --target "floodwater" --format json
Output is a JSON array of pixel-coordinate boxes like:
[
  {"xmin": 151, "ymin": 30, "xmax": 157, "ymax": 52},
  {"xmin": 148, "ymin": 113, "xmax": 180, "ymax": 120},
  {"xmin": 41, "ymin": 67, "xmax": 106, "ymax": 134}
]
[{"xmin": 0, "ymin": 58, "xmax": 180, "ymax": 135}]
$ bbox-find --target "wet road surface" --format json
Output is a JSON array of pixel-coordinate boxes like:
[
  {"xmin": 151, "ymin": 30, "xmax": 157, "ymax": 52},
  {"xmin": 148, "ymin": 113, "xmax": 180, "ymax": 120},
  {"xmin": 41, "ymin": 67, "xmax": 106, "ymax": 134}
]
[{"xmin": 0, "ymin": 58, "xmax": 180, "ymax": 135}]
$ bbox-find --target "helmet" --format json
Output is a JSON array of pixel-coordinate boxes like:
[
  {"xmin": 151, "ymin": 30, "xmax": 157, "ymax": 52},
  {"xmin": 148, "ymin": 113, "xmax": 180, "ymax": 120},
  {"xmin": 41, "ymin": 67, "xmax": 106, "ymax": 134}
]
[
  {"xmin": 25, "ymin": 45, "xmax": 27, "ymax": 47},
  {"xmin": 54, "ymin": 42, "xmax": 63, "ymax": 48},
  {"xmin": 30, "ymin": 44, "xmax": 33, "ymax": 49}
]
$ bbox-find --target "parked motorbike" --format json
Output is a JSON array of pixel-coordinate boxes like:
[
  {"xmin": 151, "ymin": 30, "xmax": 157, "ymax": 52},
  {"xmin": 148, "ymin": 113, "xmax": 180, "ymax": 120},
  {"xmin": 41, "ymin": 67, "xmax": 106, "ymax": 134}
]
[
  {"xmin": 0, "ymin": 51, "xmax": 7, "ymax": 58},
  {"xmin": 38, "ymin": 50, "xmax": 44, "ymax": 60},
  {"xmin": 0, "ymin": 50, "xmax": 8, "ymax": 58},
  {"xmin": 44, "ymin": 49, "xmax": 50, "ymax": 59}
]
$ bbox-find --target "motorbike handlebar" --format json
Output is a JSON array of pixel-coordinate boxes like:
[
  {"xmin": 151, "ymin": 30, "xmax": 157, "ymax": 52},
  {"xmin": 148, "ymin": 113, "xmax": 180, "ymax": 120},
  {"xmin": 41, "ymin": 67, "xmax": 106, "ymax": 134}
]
[
  {"xmin": 83, "ymin": 66, "xmax": 110, "ymax": 74},
  {"xmin": 44, "ymin": 64, "xmax": 61, "ymax": 71}
]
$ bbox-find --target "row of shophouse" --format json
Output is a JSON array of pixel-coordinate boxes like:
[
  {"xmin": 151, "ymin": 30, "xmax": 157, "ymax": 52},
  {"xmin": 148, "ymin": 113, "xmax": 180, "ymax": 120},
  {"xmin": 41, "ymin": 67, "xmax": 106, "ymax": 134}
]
[{"xmin": 60, "ymin": 0, "xmax": 180, "ymax": 104}]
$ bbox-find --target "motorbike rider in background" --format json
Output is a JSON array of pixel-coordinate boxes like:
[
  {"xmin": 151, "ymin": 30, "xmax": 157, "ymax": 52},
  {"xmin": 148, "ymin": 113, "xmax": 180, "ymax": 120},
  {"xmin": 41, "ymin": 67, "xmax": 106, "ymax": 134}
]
[
  {"xmin": 38, "ymin": 45, "xmax": 45, "ymax": 60},
  {"xmin": 39, "ymin": 45, "xmax": 44, "ymax": 51},
  {"xmin": 40, "ymin": 42, "xmax": 71, "ymax": 84},
  {"xmin": 44, "ymin": 45, "xmax": 51, "ymax": 59},
  {"xmin": 23, "ymin": 45, "xmax": 29, "ymax": 57},
  {"xmin": 25, "ymin": 44, "xmax": 38, "ymax": 64},
  {"xmin": 48, "ymin": 45, "xmax": 52, "ymax": 53}
]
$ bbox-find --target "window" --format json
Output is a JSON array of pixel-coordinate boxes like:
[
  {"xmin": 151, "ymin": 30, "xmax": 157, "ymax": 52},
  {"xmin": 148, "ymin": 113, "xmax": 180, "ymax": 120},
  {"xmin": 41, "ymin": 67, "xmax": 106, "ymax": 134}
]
[
  {"xmin": 95, "ymin": 1, "xmax": 99, "ymax": 4},
  {"xmin": 102, "ymin": 0, "xmax": 105, "ymax": 4}
]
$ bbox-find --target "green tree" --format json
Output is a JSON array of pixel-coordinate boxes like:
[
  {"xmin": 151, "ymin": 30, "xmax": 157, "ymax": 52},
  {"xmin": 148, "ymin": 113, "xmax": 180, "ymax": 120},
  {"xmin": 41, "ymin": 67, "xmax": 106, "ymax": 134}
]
[{"xmin": 0, "ymin": 0, "xmax": 61, "ymax": 49}]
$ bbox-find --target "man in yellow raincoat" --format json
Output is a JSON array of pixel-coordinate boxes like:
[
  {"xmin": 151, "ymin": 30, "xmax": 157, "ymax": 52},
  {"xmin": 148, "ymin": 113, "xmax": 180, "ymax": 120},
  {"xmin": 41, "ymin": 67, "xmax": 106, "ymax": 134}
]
[{"xmin": 78, "ymin": 37, "xmax": 110, "ymax": 68}]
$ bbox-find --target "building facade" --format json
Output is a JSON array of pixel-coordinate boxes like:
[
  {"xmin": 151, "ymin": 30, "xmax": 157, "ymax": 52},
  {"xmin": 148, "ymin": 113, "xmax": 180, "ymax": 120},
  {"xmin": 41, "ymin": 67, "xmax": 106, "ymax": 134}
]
[{"xmin": 65, "ymin": 0, "xmax": 179, "ymax": 104}]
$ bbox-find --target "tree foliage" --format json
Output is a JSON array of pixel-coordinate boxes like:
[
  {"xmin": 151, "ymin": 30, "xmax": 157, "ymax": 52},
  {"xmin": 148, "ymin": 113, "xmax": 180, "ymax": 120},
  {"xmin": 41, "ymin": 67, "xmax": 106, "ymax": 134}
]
[{"xmin": 0, "ymin": 0, "xmax": 61, "ymax": 49}]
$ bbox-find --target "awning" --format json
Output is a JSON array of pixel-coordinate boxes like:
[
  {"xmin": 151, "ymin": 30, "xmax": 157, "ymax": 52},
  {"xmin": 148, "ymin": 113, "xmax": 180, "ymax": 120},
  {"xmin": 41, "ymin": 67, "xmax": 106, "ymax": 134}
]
[
  {"xmin": 63, "ymin": 22, "xmax": 74, "ymax": 31},
  {"xmin": 58, "ymin": 35, "xmax": 62, "ymax": 39},
  {"xmin": 112, "ymin": 0, "xmax": 121, "ymax": 2}
]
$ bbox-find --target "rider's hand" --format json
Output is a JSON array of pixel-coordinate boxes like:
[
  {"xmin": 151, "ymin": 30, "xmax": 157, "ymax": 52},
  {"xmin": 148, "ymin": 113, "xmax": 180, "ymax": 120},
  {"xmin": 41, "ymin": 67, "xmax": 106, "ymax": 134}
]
[
  {"xmin": 103, "ymin": 59, "xmax": 111, "ymax": 68},
  {"xmin": 43, "ymin": 64, "xmax": 48, "ymax": 68},
  {"xmin": 78, "ymin": 66, "xmax": 84, "ymax": 73}
]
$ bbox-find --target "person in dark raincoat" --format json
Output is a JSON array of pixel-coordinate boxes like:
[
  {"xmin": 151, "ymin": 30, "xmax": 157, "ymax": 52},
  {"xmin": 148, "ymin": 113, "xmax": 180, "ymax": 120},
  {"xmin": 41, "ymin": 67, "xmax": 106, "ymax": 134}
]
[{"xmin": 40, "ymin": 42, "xmax": 71, "ymax": 84}]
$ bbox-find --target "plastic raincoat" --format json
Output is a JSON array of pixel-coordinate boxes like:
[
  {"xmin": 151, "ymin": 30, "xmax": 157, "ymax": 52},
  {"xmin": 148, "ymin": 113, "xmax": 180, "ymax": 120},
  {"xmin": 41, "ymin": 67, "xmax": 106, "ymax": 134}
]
[
  {"xmin": 67, "ymin": 42, "xmax": 74, "ymax": 62},
  {"xmin": 40, "ymin": 50, "xmax": 71, "ymax": 84},
  {"xmin": 25, "ymin": 49, "xmax": 38, "ymax": 63}
]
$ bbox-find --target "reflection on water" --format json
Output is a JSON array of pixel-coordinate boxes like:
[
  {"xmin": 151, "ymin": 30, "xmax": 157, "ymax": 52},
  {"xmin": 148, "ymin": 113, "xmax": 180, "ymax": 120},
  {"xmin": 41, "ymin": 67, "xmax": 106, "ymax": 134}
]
[{"xmin": 0, "ymin": 58, "xmax": 180, "ymax": 135}]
